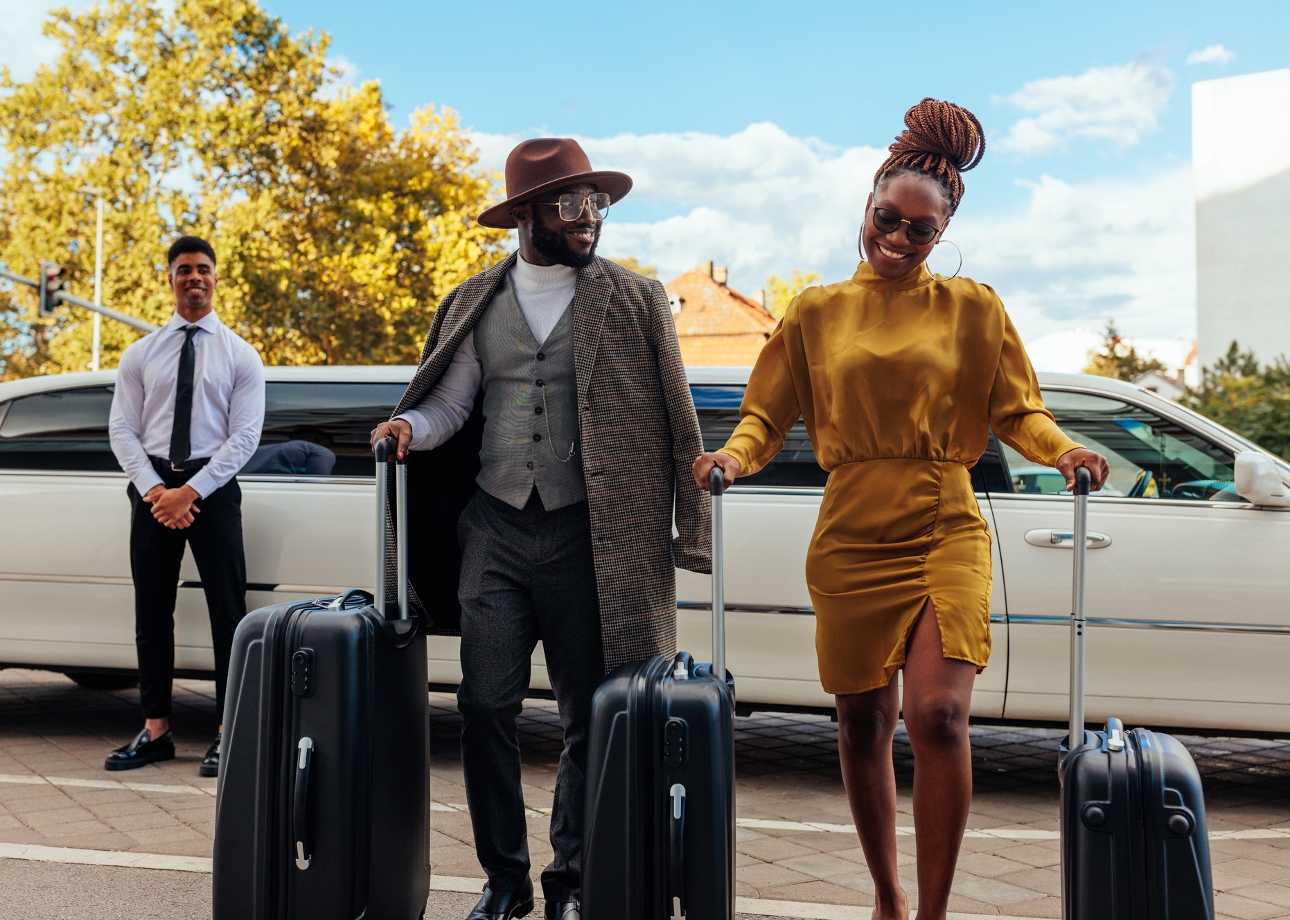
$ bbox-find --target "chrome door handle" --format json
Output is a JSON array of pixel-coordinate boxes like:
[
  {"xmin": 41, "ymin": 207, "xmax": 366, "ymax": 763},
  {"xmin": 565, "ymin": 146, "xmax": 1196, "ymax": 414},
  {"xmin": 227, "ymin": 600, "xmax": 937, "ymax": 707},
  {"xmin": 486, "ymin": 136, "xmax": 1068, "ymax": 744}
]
[{"xmin": 1025, "ymin": 529, "xmax": 1111, "ymax": 549}]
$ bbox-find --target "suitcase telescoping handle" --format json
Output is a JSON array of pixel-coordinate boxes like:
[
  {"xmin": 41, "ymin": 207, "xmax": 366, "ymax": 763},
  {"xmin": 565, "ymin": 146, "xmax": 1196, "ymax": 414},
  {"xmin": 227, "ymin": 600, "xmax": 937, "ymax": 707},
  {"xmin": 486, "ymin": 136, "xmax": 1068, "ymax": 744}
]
[
  {"xmin": 1067, "ymin": 466, "xmax": 1092, "ymax": 749},
  {"xmin": 374, "ymin": 436, "xmax": 409, "ymax": 621},
  {"xmin": 709, "ymin": 466, "xmax": 727, "ymax": 685}
]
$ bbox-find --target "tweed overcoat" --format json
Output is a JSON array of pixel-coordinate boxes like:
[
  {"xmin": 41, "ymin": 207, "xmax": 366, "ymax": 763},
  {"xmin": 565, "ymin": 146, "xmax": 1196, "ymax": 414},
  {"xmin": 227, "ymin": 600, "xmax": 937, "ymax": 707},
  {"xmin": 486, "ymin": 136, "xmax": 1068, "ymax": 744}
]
[{"xmin": 384, "ymin": 253, "xmax": 711, "ymax": 672}]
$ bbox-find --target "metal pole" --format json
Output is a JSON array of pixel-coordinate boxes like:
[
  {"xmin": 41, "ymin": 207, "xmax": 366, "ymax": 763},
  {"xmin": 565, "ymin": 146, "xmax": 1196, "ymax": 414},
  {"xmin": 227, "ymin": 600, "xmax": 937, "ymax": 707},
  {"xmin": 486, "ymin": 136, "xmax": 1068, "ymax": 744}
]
[
  {"xmin": 0, "ymin": 265, "xmax": 158, "ymax": 334},
  {"xmin": 395, "ymin": 462, "xmax": 409, "ymax": 621},
  {"xmin": 709, "ymin": 467, "xmax": 726, "ymax": 683},
  {"xmin": 55, "ymin": 290, "xmax": 158, "ymax": 333},
  {"xmin": 1068, "ymin": 467, "xmax": 1091, "ymax": 749},
  {"xmin": 92, "ymin": 195, "xmax": 103, "ymax": 372},
  {"xmin": 374, "ymin": 446, "xmax": 388, "ymax": 617}
]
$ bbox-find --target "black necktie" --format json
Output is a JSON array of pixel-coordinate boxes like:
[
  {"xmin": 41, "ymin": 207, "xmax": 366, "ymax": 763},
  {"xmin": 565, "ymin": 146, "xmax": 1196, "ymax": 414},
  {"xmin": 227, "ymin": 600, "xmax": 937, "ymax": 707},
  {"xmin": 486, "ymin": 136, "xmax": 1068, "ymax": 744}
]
[{"xmin": 168, "ymin": 325, "xmax": 200, "ymax": 464}]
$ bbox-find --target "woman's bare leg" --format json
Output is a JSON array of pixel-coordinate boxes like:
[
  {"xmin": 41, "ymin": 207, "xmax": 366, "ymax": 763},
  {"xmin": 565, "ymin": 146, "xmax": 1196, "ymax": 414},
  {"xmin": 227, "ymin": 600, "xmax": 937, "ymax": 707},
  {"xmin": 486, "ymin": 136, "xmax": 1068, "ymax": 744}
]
[
  {"xmin": 836, "ymin": 680, "xmax": 908, "ymax": 920},
  {"xmin": 901, "ymin": 600, "xmax": 977, "ymax": 920}
]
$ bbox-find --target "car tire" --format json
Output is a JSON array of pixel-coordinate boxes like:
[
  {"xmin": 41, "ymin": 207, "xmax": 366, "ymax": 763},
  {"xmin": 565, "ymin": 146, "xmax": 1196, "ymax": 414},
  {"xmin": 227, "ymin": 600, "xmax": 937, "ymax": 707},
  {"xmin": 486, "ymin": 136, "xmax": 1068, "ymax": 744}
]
[{"xmin": 68, "ymin": 672, "xmax": 138, "ymax": 691}]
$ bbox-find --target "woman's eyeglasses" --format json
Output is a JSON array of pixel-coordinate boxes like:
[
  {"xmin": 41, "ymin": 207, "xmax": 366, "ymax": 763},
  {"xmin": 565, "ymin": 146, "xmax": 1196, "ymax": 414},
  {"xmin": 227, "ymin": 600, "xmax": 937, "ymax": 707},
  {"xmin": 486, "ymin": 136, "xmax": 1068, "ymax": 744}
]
[
  {"xmin": 870, "ymin": 206, "xmax": 944, "ymax": 246},
  {"xmin": 532, "ymin": 192, "xmax": 612, "ymax": 222}
]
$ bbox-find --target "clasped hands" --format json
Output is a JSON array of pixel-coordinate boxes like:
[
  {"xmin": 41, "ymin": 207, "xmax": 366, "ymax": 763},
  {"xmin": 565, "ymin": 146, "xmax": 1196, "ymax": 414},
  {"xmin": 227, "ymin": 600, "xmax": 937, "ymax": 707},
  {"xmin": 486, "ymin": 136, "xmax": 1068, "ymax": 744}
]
[{"xmin": 143, "ymin": 484, "xmax": 201, "ymax": 529}]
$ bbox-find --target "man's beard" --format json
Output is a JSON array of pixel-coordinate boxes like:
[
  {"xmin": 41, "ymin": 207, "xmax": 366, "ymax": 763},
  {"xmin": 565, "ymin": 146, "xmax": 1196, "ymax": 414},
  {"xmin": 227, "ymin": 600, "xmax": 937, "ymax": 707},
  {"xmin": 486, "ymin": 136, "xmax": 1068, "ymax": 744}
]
[{"xmin": 529, "ymin": 218, "xmax": 600, "ymax": 269}]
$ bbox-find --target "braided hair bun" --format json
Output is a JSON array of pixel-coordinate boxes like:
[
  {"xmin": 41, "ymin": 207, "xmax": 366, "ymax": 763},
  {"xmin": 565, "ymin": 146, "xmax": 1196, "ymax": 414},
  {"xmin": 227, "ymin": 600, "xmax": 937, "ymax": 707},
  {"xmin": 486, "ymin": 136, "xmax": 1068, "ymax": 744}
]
[{"xmin": 874, "ymin": 98, "xmax": 985, "ymax": 212}]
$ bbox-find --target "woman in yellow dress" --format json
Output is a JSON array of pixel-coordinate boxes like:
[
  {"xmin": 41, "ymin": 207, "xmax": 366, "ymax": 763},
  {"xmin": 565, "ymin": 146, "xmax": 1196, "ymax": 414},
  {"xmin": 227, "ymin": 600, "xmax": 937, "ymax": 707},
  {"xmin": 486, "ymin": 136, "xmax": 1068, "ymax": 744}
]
[{"xmin": 693, "ymin": 99, "xmax": 1109, "ymax": 920}]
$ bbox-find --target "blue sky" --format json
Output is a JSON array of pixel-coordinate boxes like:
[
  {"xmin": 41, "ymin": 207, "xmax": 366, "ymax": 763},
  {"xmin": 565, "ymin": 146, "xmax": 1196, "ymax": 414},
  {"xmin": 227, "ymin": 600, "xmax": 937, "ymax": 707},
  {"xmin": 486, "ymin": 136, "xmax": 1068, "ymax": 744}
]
[{"xmin": 5, "ymin": 0, "xmax": 1290, "ymax": 345}]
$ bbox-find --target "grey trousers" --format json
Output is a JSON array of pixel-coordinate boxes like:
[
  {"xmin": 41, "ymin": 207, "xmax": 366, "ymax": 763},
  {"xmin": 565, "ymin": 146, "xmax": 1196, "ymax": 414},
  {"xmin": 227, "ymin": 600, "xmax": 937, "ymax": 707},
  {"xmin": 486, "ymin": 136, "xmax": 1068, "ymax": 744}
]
[{"xmin": 456, "ymin": 489, "xmax": 604, "ymax": 901}]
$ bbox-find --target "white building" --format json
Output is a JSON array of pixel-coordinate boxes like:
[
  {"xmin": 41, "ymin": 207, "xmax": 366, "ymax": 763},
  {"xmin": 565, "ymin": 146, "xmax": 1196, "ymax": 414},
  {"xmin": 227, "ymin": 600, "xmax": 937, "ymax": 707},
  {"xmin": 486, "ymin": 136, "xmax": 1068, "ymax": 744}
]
[{"xmin": 1193, "ymin": 69, "xmax": 1290, "ymax": 368}]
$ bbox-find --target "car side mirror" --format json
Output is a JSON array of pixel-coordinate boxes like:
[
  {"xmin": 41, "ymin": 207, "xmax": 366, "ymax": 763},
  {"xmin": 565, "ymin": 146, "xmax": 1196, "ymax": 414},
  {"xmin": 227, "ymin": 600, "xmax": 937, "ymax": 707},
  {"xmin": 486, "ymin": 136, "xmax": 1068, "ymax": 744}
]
[{"xmin": 1234, "ymin": 451, "xmax": 1290, "ymax": 507}]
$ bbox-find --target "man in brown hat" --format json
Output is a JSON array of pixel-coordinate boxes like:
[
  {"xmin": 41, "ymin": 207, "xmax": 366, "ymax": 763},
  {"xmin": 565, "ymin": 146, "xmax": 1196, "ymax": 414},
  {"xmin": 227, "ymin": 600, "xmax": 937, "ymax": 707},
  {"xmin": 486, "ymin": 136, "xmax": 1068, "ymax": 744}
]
[{"xmin": 371, "ymin": 138, "xmax": 709, "ymax": 920}]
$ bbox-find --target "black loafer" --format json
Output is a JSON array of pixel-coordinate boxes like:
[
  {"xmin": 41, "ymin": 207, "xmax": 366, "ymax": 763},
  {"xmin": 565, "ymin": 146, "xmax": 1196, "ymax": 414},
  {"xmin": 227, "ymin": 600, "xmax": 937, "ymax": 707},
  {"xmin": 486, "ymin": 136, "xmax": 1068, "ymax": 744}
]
[
  {"xmin": 199, "ymin": 731, "xmax": 221, "ymax": 777},
  {"xmin": 466, "ymin": 878, "xmax": 534, "ymax": 920},
  {"xmin": 544, "ymin": 900, "xmax": 579, "ymax": 920},
  {"xmin": 105, "ymin": 728, "xmax": 175, "ymax": 771}
]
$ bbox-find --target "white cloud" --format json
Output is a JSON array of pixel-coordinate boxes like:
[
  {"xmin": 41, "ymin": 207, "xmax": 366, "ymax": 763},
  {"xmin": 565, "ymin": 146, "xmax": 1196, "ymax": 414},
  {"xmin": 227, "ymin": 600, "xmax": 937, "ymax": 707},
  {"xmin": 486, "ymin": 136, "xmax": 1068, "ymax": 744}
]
[
  {"xmin": 474, "ymin": 123, "xmax": 888, "ymax": 288},
  {"xmin": 997, "ymin": 58, "xmax": 1175, "ymax": 156},
  {"xmin": 1187, "ymin": 44, "xmax": 1235, "ymax": 65},
  {"xmin": 952, "ymin": 167, "xmax": 1195, "ymax": 341},
  {"xmin": 475, "ymin": 125, "xmax": 1195, "ymax": 341}
]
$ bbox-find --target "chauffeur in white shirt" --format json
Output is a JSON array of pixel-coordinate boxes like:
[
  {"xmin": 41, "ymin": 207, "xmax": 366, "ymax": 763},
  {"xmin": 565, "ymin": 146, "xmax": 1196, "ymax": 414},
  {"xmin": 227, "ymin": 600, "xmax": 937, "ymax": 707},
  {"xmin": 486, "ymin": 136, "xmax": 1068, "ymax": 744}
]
[{"xmin": 106, "ymin": 236, "xmax": 265, "ymax": 776}]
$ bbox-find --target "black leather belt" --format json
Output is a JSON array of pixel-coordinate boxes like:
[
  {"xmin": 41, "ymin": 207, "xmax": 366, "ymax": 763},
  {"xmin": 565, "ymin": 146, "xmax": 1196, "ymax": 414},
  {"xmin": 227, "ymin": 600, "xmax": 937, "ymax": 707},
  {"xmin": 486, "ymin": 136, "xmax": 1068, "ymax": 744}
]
[{"xmin": 149, "ymin": 455, "xmax": 211, "ymax": 474}]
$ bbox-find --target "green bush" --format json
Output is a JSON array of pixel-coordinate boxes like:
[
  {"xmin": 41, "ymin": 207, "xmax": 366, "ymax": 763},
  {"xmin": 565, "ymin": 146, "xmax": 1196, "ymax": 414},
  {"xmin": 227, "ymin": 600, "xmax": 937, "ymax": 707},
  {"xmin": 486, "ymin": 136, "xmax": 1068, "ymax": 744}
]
[{"xmin": 1186, "ymin": 343, "xmax": 1290, "ymax": 461}]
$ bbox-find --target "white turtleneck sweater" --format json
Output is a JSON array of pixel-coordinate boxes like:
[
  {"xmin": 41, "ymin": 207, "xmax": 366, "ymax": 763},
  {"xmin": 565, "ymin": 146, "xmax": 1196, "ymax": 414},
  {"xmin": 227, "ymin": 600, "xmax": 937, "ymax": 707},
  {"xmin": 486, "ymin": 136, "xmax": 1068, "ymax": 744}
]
[{"xmin": 397, "ymin": 256, "xmax": 578, "ymax": 450}]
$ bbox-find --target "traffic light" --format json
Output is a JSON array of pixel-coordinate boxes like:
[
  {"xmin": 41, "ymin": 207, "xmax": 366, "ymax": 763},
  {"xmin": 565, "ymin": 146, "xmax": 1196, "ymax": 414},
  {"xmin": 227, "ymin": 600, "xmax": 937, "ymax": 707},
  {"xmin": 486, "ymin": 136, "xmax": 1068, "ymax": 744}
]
[{"xmin": 37, "ymin": 260, "xmax": 62, "ymax": 318}]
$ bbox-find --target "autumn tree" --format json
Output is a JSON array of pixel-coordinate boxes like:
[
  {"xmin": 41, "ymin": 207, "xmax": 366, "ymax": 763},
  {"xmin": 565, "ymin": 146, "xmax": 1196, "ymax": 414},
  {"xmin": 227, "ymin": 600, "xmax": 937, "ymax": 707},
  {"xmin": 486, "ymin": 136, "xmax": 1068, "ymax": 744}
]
[
  {"xmin": 1082, "ymin": 320, "xmax": 1166, "ymax": 382},
  {"xmin": 0, "ymin": 0, "xmax": 505, "ymax": 378},
  {"xmin": 1186, "ymin": 342, "xmax": 1290, "ymax": 461},
  {"xmin": 765, "ymin": 270, "xmax": 821, "ymax": 318}
]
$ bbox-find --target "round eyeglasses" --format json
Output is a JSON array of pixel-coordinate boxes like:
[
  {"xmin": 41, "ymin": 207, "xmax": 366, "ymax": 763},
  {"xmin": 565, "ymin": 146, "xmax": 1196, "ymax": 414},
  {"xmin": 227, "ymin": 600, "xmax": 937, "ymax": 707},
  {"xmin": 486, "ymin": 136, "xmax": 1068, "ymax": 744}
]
[
  {"xmin": 533, "ymin": 192, "xmax": 612, "ymax": 222},
  {"xmin": 871, "ymin": 206, "xmax": 944, "ymax": 246}
]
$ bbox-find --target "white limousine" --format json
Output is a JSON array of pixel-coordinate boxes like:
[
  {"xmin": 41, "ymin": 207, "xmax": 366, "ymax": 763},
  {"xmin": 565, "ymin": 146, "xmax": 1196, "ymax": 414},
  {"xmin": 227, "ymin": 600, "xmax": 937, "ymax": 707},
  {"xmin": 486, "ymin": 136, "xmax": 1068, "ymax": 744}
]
[{"xmin": 1, "ymin": 366, "xmax": 1288, "ymax": 733}]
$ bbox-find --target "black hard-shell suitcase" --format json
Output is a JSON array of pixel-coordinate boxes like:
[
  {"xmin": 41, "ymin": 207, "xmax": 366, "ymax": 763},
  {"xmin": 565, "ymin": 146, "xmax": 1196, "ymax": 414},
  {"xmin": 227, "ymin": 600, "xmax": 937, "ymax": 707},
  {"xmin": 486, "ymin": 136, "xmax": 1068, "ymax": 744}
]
[
  {"xmin": 582, "ymin": 466, "xmax": 736, "ymax": 920},
  {"xmin": 1059, "ymin": 467, "xmax": 1214, "ymax": 919},
  {"xmin": 213, "ymin": 438, "xmax": 430, "ymax": 920}
]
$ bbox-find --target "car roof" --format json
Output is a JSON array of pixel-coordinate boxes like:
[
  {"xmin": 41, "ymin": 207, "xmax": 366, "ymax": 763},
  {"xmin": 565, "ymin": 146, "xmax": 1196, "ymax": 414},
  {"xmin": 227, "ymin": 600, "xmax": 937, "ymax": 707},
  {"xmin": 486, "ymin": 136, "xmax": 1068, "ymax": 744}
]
[{"xmin": 3, "ymin": 363, "xmax": 1286, "ymax": 473}]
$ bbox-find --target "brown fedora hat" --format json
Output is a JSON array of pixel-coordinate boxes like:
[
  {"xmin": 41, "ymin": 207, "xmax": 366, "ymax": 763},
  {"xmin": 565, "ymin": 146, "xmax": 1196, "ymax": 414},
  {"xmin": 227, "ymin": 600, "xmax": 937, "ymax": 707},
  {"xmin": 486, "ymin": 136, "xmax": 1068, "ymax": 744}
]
[{"xmin": 476, "ymin": 138, "xmax": 632, "ymax": 229}]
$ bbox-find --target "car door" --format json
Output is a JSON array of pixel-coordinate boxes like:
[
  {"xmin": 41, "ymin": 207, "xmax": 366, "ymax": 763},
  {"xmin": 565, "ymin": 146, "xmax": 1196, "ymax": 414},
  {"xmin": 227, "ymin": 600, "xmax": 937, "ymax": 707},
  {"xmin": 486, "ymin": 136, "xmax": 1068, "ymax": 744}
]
[
  {"xmin": 991, "ymin": 387, "xmax": 1290, "ymax": 733},
  {"xmin": 237, "ymin": 379, "xmax": 410, "ymax": 632},
  {"xmin": 676, "ymin": 386, "xmax": 1010, "ymax": 717},
  {"xmin": 676, "ymin": 384, "xmax": 829, "ymax": 709},
  {"xmin": 0, "ymin": 381, "xmax": 140, "ymax": 670}
]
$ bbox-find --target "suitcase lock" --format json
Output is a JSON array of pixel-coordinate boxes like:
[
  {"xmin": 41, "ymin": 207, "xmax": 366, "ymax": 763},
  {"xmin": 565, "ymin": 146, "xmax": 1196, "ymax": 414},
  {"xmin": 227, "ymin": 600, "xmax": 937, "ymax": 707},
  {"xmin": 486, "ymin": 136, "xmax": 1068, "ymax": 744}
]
[
  {"xmin": 664, "ymin": 718, "xmax": 688, "ymax": 770},
  {"xmin": 291, "ymin": 649, "xmax": 315, "ymax": 698}
]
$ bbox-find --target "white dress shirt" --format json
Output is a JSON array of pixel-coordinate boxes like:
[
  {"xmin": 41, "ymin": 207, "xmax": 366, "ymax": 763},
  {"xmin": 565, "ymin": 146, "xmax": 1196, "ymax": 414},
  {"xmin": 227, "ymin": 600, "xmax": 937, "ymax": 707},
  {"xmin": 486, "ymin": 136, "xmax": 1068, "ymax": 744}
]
[
  {"xmin": 398, "ymin": 257, "xmax": 577, "ymax": 451},
  {"xmin": 109, "ymin": 310, "xmax": 266, "ymax": 498}
]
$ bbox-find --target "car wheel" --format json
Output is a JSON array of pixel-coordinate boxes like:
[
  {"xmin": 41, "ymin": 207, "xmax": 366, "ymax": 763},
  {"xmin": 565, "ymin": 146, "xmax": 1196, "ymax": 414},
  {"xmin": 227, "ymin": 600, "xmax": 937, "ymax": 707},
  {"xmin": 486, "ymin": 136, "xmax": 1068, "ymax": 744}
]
[{"xmin": 68, "ymin": 672, "xmax": 138, "ymax": 691}]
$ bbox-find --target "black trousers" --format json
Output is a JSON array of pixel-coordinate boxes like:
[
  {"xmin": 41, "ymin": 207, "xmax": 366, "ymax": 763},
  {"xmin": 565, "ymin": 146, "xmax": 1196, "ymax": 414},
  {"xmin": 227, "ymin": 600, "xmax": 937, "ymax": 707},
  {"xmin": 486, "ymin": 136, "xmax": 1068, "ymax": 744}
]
[
  {"xmin": 128, "ymin": 474, "xmax": 247, "ymax": 721},
  {"xmin": 456, "ymin": 489, "xmax": 604, "ymax": 902}
]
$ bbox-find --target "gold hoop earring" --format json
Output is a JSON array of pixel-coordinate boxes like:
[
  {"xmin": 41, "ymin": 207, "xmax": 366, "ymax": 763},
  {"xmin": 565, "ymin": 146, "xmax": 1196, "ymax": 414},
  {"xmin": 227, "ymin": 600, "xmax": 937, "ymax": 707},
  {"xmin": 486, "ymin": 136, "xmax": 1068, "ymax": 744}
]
[{"xmin": 932, "ymin": 238, "xmax": 962, "ymax": 280}]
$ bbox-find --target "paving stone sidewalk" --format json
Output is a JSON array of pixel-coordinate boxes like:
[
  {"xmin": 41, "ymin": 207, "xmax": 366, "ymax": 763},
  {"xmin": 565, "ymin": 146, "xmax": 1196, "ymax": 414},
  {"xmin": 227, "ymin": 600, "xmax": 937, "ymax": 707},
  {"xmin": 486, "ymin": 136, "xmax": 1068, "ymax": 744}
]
[{"xmin": 2, "ymin": 668, "xmax": 1289, "ymax": 918}]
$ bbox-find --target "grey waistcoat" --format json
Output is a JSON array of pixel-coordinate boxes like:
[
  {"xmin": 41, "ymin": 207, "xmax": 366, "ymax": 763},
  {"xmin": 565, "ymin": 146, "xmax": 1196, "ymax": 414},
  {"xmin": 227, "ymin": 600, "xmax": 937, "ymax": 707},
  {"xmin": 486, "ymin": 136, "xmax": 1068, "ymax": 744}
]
[{"xmin": 473, "ymin": 276, "xmax": 585, "ymax": 510}]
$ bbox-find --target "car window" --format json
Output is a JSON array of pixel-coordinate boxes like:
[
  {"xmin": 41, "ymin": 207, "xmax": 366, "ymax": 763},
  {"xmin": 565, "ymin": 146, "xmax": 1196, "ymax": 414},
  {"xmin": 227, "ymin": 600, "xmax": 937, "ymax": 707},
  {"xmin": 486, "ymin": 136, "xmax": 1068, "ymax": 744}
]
[
  {"xmin": 249, "ymin": 382, "xmax": 408, "ymax": 478},
  {"xmin": 0, "ymin": 386, "xmax": 122, "ymax": 472},
  {"xmin": 691, "ymin": 385, "xmax": 828, "ymax": 488},
  {"xmin": 998, "ymin": 390, "xmax": 1239, "ymax": 501},
  {"xmin": 971, "ymin": 433, "xmax": 1014, "ymax": 494}
]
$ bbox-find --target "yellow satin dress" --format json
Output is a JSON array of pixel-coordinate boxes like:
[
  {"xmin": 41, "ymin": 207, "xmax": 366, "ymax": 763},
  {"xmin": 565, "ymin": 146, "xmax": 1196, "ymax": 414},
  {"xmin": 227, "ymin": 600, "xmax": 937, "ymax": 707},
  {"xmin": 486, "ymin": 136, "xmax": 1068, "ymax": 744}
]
[{"xmin": 719, "ymin": 261, "xmax": 1081, "ymax": 695}]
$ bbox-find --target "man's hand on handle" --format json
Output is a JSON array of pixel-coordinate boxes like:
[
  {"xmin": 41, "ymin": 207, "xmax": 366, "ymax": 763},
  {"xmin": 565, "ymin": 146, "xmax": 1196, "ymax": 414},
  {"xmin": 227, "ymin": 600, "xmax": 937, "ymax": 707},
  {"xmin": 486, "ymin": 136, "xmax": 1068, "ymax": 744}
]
[
  {"xmin": 1056, "ymin": 448, "xmax": 1110, "ymax": 493},
  {"xmin": 692, "ymin": 451, "xmax": 741, "ymax": 493},
  {"xmin": 371, "ymin": 419, "xmax": 413, "ymax": 460},
  {"xmin": 143, "ymin": 483, "xmax": 200, "ymax": 530}
]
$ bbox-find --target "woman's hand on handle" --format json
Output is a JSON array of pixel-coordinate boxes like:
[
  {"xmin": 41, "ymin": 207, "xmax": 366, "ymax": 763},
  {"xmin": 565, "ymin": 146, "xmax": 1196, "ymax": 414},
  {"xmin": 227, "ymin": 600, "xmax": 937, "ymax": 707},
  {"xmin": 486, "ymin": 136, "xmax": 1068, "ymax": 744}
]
[
  {"xmin": 1056, "ymin": 448, "xmax": 1110, "ymax": 493},
  {"xmin": 692, "ymin": 451, "xmax": 741, "ymax": 493},
  {"xmin": 370, "ymin": 419, "xmax": 413, "ymax": 460}
]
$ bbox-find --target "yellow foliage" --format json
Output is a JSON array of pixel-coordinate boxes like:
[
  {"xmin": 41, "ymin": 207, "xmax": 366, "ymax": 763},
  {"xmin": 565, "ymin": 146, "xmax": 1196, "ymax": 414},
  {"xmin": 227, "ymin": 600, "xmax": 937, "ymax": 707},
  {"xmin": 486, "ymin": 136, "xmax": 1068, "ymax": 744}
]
[
  {"xmin": 764, "ymin": 270, "xmax": 822, "ymax": 318},
  {"xmin": 0, "ymin": 0, "xmax": 506, "ymax": 376}
]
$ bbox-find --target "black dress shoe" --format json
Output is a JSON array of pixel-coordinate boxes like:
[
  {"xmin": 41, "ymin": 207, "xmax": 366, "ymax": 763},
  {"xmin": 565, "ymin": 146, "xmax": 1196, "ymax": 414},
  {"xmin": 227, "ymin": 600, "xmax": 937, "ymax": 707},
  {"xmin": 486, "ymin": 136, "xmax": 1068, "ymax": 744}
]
[
  {"xmin": 544, "ymin": 900, "xmax": 579, "ymax": 920},
  {"xmin": 466, "ymin": 878, "xmax": 534, "ymax": 920},
  {"xmin": 105, "ymin": 728, "xmax": 175, "ymax": 771},
  {"xmin": 199, "ymin": 731, "xmax": 221, "ymax": 777}
]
